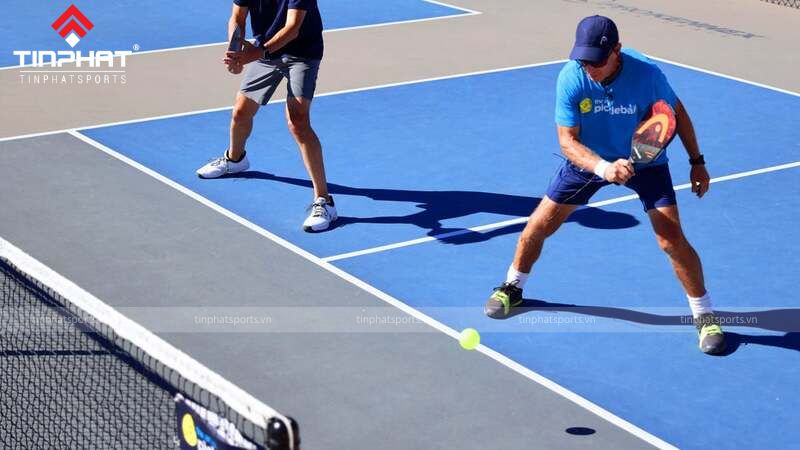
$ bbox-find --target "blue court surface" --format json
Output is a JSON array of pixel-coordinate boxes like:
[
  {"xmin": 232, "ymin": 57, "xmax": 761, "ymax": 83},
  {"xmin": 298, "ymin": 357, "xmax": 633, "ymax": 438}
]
[
  {"xmin": 1, "ymin": 0, "xmax": 468, "ymax": 67},
  {"xmin": 80, "ymin": 60, "xmax": 799, "ymax": 449}
]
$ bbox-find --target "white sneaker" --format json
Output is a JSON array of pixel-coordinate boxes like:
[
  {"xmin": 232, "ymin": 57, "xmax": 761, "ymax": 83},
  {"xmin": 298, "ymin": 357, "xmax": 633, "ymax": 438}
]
[
  {"xmin": 196, "ymin": 152, "xmax": 250, "ymax": 179},
  {"xmin": 303, "ymin": 197, "xmax": 338, "ymax": 232}
]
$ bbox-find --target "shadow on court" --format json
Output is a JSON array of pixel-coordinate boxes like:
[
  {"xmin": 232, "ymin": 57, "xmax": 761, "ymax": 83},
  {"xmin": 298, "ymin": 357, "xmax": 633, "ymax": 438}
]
[
  {"xmin": 500, "ymin": 298, "xmax": 800, "ymax": 354},
  {"xmin": 233, "ymin": 171, "xmax": 640, "ymax": 243}
]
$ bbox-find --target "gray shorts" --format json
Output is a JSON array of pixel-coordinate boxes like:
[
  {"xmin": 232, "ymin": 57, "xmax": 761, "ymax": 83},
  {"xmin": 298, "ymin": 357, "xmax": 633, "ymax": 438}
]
[{"xmin": 239, "ymin": 55, "xmax": 320, "ymax": 105}]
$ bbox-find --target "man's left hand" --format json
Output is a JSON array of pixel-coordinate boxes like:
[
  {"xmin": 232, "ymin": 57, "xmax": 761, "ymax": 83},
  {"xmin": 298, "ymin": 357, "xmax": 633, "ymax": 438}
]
[{"xmin": 690, "ymin": 164, "xmax": 710, "ymax": 198}]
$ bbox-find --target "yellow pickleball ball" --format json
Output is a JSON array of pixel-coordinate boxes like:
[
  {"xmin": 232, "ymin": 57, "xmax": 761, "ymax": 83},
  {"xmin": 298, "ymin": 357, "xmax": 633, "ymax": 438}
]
[{"xmin": 459, "ymin": 328, "xmax": 480, "ymax": 350}]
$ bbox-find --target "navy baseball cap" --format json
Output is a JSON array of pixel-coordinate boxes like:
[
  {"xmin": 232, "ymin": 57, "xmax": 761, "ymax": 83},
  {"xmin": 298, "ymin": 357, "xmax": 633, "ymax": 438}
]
[{"xmin": 569, "ymin": 15, "xmax": 619, "ymax": 63}]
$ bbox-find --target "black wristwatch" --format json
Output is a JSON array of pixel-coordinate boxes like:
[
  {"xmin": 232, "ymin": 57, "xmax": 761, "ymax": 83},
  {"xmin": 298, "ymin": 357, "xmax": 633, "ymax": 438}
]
[
  {"xmin": 689, "ymin": 154, "xmax": 705, "ymax": 166},
  {"xmin": 262, "ymin": 47, "xmax": 271, "ymax": 60}
]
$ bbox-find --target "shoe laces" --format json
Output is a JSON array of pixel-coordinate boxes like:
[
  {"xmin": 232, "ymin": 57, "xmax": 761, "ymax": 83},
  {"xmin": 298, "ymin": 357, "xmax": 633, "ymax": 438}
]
[
  {"xmin": 695, "ymin": 314, "xmax": 723, "ymax": 334},
  {"xmin": 701, "ymin": 323, "xmax": 723, "ymax": 336},
  {"xmin": 495, "ymin": 281, "xmax": 521, "ymax": 294},
  {"xmin": 308, "ymin": 199, "xmax": 328, "ymax": 218},
  {"xmin": 209, "ymin": 156, "xmax": 227, "ymax": 167}
]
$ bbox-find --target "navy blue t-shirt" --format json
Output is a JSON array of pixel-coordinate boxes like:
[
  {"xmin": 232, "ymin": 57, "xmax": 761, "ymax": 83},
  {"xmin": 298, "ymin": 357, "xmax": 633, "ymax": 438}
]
[{"xmin": 233, "ymin": 0, "xmax": 323, "ymax": 59}]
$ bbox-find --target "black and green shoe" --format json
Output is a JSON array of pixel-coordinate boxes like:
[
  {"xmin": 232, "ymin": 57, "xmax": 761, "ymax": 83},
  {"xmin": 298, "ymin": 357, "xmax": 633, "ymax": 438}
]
[
  {"xmin": 484, "ymin": 282, "xmax": 523, "ymax": 318},
  {"xmin": 695, "ymin": 313, "xmax": 727, "ymax": 355}
]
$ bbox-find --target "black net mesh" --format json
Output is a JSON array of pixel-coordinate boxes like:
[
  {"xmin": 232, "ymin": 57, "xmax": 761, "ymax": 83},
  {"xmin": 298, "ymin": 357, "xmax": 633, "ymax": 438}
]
[{"xmin": 0, "ymin": 257, "xmax": 272, "ymax": 448}]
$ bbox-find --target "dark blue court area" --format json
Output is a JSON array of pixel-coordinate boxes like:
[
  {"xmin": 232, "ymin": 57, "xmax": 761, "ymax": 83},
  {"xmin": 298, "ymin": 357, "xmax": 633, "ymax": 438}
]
[
  {"xmin": 1, "ymin": 0, "xmax": 469, "ymax": 67},
  {"xmin": 80, "ymin": 61, "xmax": 800, "ymax": 449}
]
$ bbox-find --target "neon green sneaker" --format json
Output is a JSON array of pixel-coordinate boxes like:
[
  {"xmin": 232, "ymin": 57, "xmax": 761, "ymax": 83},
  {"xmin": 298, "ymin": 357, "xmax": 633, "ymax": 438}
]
[
  {"xmin": 484, "ymin": 282, "xmax": 523, "ymax": 318},
  {"xmin": 694, "ymin": 313, "xmax": 727, "ymax": 354}
]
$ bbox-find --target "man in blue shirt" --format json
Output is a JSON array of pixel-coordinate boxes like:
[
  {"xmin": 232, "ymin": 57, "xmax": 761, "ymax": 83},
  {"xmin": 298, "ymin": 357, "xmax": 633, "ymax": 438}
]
[
  {"xmin": 196, "ymin": 0, "xmax": 337, "ymax": 232},
  {"xmin": 484, "ymin": 16, "xmax": 726, "ymax": 354}
]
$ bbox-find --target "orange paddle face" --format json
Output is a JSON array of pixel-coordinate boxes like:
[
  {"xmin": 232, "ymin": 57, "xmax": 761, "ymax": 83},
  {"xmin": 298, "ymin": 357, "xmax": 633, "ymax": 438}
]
[{"xmin": 630, "ymin": 100, "xmax": 677, "ymax": 164}]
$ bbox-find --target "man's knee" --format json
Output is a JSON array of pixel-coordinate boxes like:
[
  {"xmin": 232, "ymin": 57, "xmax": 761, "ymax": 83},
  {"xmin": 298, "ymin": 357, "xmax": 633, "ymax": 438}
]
[
  {"xmin": 286, "ymin": 100, "xmax": 312, "ymax": 136},
  {"xmin": 287, "ymin": 114, "xmax": 311, "ymax": 136},
  {"xmin": 519, "ymin": 222, "xmax": 548, "ymax": 247},
  {"xmin": 530, "ymin": 218, "xmax": 556, "ymax": 238},
  {"xmin": 521, "ymin": 209, "xmax": 562, "ymax": 242},
  {"xmin": 232, "ymin": 97, "xmax": 258, "ymax": 124},
  {"xmin": 528, "ymin": 199, "xmax": 573, "ymax": 237},
  {"xmin": 649, "ymin": 206, "xmax": 691, "ymax": 257},
  {"xmin": 655, "ymin": 227, "xmax": 689, "ymax": 257},
  {"xmin": 232, "ymin": 108, "xmax": 254, "ymax": 124}
]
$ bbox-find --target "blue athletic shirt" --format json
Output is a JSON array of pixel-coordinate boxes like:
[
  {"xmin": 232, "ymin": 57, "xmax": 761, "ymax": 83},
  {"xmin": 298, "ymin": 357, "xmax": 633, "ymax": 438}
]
[
  {"xmin": 555, "ymin": 48, "xmax": 678, "ymax": 166},
  {"xmin": 233, "ymin": 0, "xmax": 323, "ymax": 59}
]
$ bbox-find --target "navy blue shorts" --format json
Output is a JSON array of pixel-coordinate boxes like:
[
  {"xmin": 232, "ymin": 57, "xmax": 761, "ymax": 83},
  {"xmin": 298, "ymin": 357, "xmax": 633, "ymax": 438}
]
[{"xmin": 545, "ymin": 162, "xmax": 677, "ymax": 211}]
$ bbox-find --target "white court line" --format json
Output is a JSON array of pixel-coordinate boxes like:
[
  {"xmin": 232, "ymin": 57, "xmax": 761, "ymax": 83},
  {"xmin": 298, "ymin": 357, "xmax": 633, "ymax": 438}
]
[
  {"xmin": 3, "ymin": 54, "xmax": 798, "ymax": 143},
  {"xmin": 323, "ymin": 161, "xmax": 800, "ymax": 262},
  {"xmin": 421, "ymin": 0, "xmax": 481, "ymax": 14},
  {"xmin": 0, "ymin": 60, "xmax": 565, "ymax": 144},
  {"xmin": 317, "ymin": 0, "xmax": 480, "ymax": 33},
  {"xmin": 66, "ymin": 129, "xmax": 678, "ymax": 450},
  {"xmin": 0, "ymin": 2, "xmax": 479, "ymax": 72},
  {"xmin": 648, "ymin": 56, "xmax": 800, "ymax": 98}
]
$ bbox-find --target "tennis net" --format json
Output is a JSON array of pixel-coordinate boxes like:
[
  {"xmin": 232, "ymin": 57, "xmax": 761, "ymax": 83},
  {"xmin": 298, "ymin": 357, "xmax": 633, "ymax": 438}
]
[{"xmin": 0, "ymin": 237, "xmax": 299, "ymax": 450}]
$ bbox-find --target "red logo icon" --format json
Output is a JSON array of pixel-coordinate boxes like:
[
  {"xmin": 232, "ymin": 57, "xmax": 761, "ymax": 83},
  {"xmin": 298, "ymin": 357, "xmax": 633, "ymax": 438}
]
[{"xmin": 51, "ymin": 4, "xmax": 94, "ymax": 48}]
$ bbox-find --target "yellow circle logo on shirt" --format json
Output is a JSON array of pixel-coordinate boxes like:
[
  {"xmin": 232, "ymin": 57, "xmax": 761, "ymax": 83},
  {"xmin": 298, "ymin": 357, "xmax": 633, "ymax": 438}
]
[
  {"xmin": 181, "ymin": 413, "xmax": 198, "ymax": 447},
  {"xmin": 579, "ymin": 98, "xmax": 592, "ymax": 114}
]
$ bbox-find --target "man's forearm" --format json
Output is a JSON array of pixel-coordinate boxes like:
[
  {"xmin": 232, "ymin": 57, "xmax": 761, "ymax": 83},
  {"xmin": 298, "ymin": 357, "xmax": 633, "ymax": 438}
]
[
  {"xmin": 263, "ymin": 26, "xmax": 300, "ymax": 54},
  {"xmin": 561, "ymin": 136, "xmax": 604, "ymax": 172},
  {"xmin": 675, "ymin": 100, "xmax": 702, "ymax": 159},
  {"xmin": 557, "ymin": 126, "xmax": 633, "ymax": 182},
  {"xmin": 229, "ymin": 17, "xmax": 244, "ymax": 41}
]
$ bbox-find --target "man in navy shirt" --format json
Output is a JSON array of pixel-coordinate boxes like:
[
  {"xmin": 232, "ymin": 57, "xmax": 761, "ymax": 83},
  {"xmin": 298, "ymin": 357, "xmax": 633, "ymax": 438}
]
[
  {"xmin": 484, "ymin": 16, "xmax": 726, "ymax": 354},
  {"xmin": 196, "ymin": 0, "xmax": 337, "ymax": 232}
]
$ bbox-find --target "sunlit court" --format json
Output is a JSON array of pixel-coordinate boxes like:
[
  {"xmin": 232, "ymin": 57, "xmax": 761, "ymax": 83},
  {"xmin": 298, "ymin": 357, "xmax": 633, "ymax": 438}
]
[{"xmin": 1, "ymin": 1, "xmax": 798, "ymax": 449}]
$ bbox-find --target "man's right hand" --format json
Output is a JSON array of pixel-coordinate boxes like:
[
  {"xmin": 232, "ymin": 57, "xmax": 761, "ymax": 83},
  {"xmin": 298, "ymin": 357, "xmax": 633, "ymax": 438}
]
[
  {"xmin": 603, "ymin": 159, "xmax": 634, "ymax": 184},
  {"xmin": 223, "ymin": 51, "xmax": 244, "ymax": 74},
  {"xmin": 226, "ymin": 61, "xmax": 244, "ymax": 74}
]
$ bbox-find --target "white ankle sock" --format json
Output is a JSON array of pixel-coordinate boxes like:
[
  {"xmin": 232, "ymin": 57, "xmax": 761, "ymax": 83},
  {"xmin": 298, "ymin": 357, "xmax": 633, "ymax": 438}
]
[
  {"xmin": 687, "ymin": 292, "xmax": 713, "ymax": 318},
  {"xmin": 506, "ymin": 265, "xmax": 530, "ymax": 289}
]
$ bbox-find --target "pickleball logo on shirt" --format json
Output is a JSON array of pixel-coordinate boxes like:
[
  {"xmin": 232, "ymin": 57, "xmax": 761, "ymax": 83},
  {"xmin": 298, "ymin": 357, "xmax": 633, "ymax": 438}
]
[
  {"xmin": 593, "ymin": 99, "xmax": 637, "ymax": 116},
  {"xmin": 51, "ymin": 4, "xmax": 94, "ymax": 48},
  {"xmin": 579, "ymin": 98, "xmax": 592, "ymax": 114}
]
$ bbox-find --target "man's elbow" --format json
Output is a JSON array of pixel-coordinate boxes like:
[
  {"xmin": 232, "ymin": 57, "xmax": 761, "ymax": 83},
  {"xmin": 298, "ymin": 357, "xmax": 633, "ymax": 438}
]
[
  {"xmin": 557, "ymin": 133, "xmax": 574, "ymax": 154},
  {"xmin": 557, "ymin": 140, "xmax": 572, "ymax": 157},
  {"xmin": 285, "ymin": 27, "xmax": 301, "ymax": 40}
]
